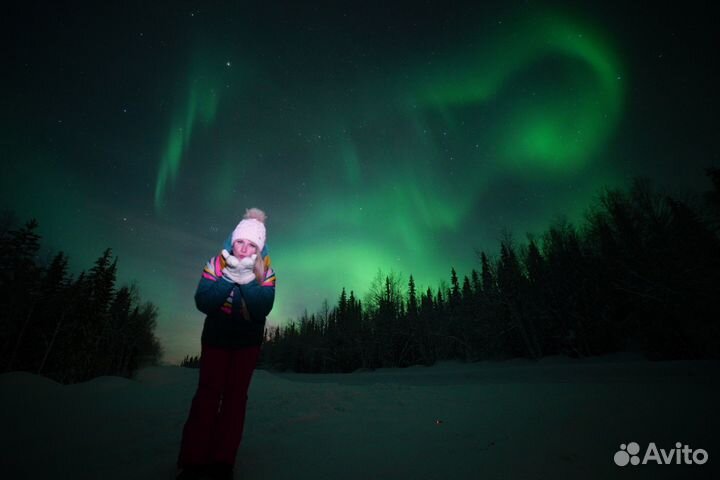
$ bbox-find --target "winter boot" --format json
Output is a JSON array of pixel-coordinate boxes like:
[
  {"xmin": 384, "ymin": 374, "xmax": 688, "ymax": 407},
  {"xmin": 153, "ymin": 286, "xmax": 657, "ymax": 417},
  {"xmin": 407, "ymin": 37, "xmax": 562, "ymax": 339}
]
[
  {"xmin": 176, "ymin": 464, "xmax": 210, "ymax": 480},
  {"xmin": 207, "ymin": 463, "xmax": 234, "ymax": 480}
]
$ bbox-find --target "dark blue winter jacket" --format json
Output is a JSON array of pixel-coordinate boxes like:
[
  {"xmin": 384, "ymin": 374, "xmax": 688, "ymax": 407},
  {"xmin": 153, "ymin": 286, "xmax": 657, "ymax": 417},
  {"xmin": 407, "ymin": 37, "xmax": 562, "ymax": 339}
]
[{"xmin": 195, "ymin": 245, "xmax": 276, "ymax": 349}]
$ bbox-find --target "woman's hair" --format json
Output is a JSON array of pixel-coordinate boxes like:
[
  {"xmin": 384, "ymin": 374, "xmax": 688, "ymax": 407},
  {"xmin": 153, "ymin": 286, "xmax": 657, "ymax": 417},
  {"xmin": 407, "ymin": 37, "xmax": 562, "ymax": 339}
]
[
  {"xmin": 253, "ymin": 252, "xmax": 265, "ymax": 283},
  {"xmin": 244, "ymin": 208, "xmax": 267, "ymax": 283}
]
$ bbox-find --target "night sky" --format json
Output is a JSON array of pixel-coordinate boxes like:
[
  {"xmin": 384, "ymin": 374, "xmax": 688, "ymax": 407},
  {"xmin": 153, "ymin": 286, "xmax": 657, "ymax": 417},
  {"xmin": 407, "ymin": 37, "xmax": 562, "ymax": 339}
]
[{"xmin": 2, "ymin": 1, "xmax": 718, "ymax": 363}]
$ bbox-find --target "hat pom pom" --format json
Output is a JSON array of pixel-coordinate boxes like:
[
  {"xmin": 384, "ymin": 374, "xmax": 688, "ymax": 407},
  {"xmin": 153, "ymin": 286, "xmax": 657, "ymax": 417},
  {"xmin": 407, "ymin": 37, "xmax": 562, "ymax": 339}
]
[{"xmin": 244, "ymin": 207, "xmax": 267, "ymax": 223}]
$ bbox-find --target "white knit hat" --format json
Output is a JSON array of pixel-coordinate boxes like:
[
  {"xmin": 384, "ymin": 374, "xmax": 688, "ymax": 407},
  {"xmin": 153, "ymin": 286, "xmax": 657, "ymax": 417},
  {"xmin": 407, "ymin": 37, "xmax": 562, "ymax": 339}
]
[{"xmin": 231, "ymin": 208, "xmax": 267, "ymax": 252}]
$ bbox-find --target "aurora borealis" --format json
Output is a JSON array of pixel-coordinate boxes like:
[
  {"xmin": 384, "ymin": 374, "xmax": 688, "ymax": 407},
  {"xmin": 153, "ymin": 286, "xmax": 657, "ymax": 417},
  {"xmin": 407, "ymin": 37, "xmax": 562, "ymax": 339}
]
[{"xmin": 2, "ymin": 1, "xmax": 718, "ymax": 363}]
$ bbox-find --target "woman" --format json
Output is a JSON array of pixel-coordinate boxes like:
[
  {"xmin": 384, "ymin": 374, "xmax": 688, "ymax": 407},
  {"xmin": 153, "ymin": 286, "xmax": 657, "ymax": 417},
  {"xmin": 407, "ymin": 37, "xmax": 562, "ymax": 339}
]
[{"xmin": 177, "ymin": 208, "xmax": 276, "ymax": 480}]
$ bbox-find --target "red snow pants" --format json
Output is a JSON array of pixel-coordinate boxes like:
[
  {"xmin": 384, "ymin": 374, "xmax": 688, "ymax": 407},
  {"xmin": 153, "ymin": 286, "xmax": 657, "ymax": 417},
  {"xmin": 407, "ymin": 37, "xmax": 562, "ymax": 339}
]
[{"xmin": 178, "ymin": 344, "xmax": 261, "ymax": 467}]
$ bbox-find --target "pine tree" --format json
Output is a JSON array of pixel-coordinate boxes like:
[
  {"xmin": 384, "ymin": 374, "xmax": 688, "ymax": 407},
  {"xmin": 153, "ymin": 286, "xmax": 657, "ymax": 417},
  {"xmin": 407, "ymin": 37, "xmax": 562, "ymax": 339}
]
[
  {"xmin": 471, "ymin": 269, "xmax": 481, "ymax": 298},
  {"xmin": 81, "ymin": 249, "xmax": 118, "ymax": 380},
  {"xmin": 107, "ymin": 285, "xmax": 134, "ymax": 375},
  {"xmin": 450, "ymin": 268, "xmax": 460, "ymax": 305},
  {"xmin": 498, "ymin": 239, "xmax": 541, "ymax": 359},
  {"xmin": 36, "ymin": 252, "xmax": 70, "ymax": 374},
  {"xmin": 480, "ymin": 252, "xmax": 495, "ymax": 296},
  {"xmin": 407, "ymin": 275, "xmax": 418, "ymax": 320},
  {"xmin": 525, "ymin": 239, "xmax": 544, "ymax": 287},
  {"xmin": 4, "ymin": 220, "xmax": 43, "ymax": 371}
]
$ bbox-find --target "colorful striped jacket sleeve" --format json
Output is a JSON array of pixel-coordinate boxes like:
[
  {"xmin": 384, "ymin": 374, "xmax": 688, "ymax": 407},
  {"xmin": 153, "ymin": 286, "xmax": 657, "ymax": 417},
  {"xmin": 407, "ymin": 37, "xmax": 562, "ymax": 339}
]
[
  {"xmin": 194, "ymin": 255, "xmax": 235, "ymax": 316},
  {"xmin": 238, "ymin": 254, "xmax": 276, "ymax": 321}
]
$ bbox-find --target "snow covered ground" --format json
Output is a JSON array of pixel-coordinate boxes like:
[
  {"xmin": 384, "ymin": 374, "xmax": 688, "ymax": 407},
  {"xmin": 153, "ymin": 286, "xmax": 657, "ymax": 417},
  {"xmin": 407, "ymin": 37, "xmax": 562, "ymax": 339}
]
[{"xmin": 1, "ymin": 354, "xmax": 718, "ymax": 479}]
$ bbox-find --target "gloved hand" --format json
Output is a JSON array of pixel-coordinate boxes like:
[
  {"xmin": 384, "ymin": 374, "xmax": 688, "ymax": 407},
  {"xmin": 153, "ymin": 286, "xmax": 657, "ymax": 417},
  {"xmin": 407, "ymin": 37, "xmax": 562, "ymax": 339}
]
[{"xmin": 221, "ymin": 249, "xmax": 256, "ymax": 285}]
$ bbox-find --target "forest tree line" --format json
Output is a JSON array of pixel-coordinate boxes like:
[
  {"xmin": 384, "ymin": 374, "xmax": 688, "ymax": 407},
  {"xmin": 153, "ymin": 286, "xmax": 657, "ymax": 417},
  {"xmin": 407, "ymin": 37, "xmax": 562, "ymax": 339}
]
[
  {"xmin": 256, "ymin": 170, "xmax": 720, "ymax": 372},
  {"xmin": 0, "ymin": 216, "xmax": 163, "ymax": 383}
]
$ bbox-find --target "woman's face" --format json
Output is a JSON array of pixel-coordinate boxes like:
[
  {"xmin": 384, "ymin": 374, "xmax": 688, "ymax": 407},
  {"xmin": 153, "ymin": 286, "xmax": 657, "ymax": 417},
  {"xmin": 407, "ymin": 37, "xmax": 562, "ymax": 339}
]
[{"xmin": 233, "ymin": 239, "xmax": 258, "ymax": 259}]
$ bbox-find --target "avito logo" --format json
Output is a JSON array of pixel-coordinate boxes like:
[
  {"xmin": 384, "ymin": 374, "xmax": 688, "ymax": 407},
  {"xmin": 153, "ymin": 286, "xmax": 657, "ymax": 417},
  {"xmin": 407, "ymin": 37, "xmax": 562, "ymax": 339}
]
[{"xmin": 614, "ymin": 442, "xmax": 709, "ymax": 466}]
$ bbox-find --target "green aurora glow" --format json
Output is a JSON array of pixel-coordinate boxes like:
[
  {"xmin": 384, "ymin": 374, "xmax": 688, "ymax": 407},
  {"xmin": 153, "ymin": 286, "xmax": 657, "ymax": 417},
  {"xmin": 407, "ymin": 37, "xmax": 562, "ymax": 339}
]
[
  {"xmin": 155, "ymin": 47, "xmax": 238, "ymax": 213},
  {"xmin": 3, "ymin": 2, "xmax": 715, "ymax": 363}
]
